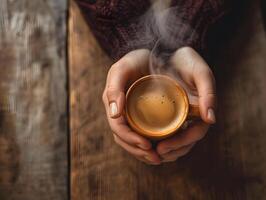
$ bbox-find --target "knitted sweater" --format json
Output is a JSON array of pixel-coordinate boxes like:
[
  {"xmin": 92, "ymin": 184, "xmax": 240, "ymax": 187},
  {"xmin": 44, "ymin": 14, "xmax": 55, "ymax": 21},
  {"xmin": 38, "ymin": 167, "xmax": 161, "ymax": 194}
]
[{"xmin": 76, "ymin": 0, "xmax": 228, "ymax": 60}]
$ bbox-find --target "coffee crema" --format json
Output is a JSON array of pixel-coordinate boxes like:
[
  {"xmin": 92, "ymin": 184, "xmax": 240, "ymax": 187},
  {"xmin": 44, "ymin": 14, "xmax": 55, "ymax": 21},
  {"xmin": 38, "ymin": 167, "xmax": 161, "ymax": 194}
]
[{"xmin": 126, "ymin": 75, "xmax": 188, "ymax": 139}]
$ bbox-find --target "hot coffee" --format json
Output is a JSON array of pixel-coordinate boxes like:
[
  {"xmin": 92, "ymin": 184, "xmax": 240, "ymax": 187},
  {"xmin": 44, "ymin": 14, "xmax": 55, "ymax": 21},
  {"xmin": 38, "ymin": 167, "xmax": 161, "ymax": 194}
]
[{"xmin": 125, "ymin": 75, "xmax": 198, "ymax": 140}]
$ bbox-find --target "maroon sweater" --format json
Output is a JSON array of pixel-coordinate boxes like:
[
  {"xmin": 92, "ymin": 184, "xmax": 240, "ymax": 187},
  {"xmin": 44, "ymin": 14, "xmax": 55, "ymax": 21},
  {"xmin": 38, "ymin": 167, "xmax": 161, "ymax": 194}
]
[{"xmin": 76, "ymin": 0, "xmax": 228, "ymax": 60}]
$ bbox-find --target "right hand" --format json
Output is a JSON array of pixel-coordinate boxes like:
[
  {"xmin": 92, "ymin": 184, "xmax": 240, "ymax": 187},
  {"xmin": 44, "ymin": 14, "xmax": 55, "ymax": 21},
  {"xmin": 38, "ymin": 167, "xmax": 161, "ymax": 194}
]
[{"xmin": 102, "ymin": 49, "xmax": 162, "ymax": 165}]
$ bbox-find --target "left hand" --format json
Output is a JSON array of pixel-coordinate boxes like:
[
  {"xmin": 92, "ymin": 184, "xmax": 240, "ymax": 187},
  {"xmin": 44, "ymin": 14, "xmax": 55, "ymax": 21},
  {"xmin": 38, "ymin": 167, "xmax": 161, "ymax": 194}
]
[
  {"xmin": 156, "ymin": 47, "xmax": 217, "ymax": 163},
  {"xmin": 102, "ymin": 49, "xmax": 162, "ymax": 165}
]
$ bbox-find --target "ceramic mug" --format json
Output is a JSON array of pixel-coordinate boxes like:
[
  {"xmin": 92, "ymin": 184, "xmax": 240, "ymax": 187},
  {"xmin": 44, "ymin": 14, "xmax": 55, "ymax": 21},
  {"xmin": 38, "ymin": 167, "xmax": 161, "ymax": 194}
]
[{"xmin": 125, "ymin": 75, "xmax": 200, "ymax": 140}]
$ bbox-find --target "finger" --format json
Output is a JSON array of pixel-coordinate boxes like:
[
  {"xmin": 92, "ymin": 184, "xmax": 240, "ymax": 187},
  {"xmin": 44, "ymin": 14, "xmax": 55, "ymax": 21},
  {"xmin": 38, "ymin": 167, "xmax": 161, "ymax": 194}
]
[
  {"xmin": 113, "ymin": 134, "xmax": 161, "ymax": 165},
  {"xmin": 110, "ymin": 117, "xmax": 152, "ymax": 150},
  {"xmin": 171, "ymin": 47, "xmax": 217, "ymax": 124},
  {"xmin": 157, "ymin": 121, "xmax": 209, "ymax": 155},
  {"xmin": 103, "ymin": 94, "xmax": 152, "ymax": 150},
  {"xmin": 104, "ymin": 49, "xmax": 150, "ymax": 119},
  {"xmin": 135, "ymin": 157, "xmax": 156, "ymax": 165},
  {"xmin": 161, "ymin": 143, "xmax": 195, "ymax": 162}
]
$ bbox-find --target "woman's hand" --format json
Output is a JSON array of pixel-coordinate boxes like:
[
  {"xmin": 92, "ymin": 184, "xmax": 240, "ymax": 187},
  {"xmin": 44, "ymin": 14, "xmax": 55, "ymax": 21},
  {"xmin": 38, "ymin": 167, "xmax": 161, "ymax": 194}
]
[
  {"xmin": 156, "ymin": 47, "xmax": 217, "ymax": 162},
  {"xmin": 102, "ymin": 49, "xmax": 162, "ymax": 165}
]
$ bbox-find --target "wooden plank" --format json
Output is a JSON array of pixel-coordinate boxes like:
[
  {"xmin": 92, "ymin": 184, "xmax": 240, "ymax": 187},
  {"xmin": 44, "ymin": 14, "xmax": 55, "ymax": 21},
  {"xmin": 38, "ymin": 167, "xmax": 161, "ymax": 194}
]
[
  {"xmin": 70, "ymin": 0, "xmax": 266, "ymax": 199},
  {"xmin": 0, "ymin": 0, "xmax": 68, "ymax": 199},
  {"xmin": 209, "ymin": 2, "xmax": 266, "ymax": 199}
]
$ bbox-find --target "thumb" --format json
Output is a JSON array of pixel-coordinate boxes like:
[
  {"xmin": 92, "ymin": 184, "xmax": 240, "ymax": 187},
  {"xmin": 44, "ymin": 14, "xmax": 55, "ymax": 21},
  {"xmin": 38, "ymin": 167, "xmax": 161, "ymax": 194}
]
[
  {"xmin": 169, "ymin": 47, "xmax": 217, "ymax": 124},
  {"xmin": 106, "ymin": 87, "xmax": 125, "ymax": 118},
  {"xmin": 194, "ymin": 67, "xmax": 217, "ymax": 124},
  {"xmin": 105, "ymin": 49, "xmax": 150, "ymax": 119},
  {"xmin": 105, "ymin": 62, "xmax": 128, "ymax": 118}
]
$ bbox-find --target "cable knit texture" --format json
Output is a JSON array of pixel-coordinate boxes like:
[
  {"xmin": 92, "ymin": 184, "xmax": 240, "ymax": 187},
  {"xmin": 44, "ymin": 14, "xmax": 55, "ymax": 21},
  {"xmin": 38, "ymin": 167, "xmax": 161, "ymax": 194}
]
[{"xmin": 76, "ymin": 0, "xmax": 227, "ymax": 60}]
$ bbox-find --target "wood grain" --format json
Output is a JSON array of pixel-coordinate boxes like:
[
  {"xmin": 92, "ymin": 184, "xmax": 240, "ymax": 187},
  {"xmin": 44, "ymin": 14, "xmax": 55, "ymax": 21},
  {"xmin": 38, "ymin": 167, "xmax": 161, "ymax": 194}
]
[
  {"xmin": 70, "ymin": 0, "xmax": 266, "ymax": 200},
  {"xmin": 0, "ymin": 0, "xmax": 68, "ymax": 199}
]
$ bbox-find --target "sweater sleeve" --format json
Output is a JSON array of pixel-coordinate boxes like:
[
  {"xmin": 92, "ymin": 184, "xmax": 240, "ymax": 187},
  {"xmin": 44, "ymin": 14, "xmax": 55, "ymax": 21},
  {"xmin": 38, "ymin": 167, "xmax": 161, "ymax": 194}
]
[
  {"xmin": 75, "ymin": 0, "xmax": 228, "ymax": 60},
  {"xmin": 167, "ymin": 0, "xmax": 228, "ymax": 52}
]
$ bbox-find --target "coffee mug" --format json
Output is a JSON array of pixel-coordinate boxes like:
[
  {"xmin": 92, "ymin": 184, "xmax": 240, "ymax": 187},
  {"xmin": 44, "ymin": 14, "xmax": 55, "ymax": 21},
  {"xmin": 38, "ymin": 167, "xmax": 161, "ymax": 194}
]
[{"xmin": 125, "ymin": 75, "xmax": 201, "ymax": 140}]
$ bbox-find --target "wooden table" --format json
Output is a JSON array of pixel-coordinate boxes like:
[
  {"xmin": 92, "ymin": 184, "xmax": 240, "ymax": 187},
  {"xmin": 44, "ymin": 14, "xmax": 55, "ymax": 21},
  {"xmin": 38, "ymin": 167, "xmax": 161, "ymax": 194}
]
[{"xmin": 0, "ymin": 0, "xmax": 266, "ymax": 199}]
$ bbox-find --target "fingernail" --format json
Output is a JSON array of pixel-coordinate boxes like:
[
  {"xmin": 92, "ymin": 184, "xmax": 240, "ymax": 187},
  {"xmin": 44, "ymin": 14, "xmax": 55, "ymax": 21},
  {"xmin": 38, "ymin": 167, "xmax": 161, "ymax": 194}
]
[
  {"xmin": 144, "ymin": 156, "xmax": 161, "ymax": 165},
  {"xmin": 144, "ymin": 155, "xmax": 154, "ymax": 162},
  {"xmin": 207, "ymin": 108, "xmax": 216, "ymax": 123},
  {"xmin": 109, "ymin": 102, "xmax": 118, "ymax": 117}
]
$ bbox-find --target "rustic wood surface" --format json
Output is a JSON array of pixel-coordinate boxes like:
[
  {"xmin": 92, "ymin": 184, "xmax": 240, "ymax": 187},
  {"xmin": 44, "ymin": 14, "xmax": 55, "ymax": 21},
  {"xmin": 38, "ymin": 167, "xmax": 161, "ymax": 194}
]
[
  {"xmin": 0, "ymin": 0, "xmax": 68, "ymax": 199},
  {"xmin": 70, "ymin": 0, "xmax": 266, "ymax": 200},
  {"xmin": 0, "ymin": 0, "xmax": 265, "ymax": 199}
]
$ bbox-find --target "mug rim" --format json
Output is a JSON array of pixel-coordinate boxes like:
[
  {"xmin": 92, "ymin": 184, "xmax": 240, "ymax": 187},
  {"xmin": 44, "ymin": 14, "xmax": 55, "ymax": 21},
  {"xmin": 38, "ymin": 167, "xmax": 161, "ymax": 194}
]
[{"xmin": 125, "ymin": 74, "xmax": 189, "ymax": 140}]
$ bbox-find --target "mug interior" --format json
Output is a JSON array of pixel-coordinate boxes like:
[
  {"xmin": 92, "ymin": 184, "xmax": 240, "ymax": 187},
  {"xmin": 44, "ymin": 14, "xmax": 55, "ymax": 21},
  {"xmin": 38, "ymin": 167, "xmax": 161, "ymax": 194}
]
[{"xmin": 126, "ymin": 75, "xmax": 189, "ymax": 139}]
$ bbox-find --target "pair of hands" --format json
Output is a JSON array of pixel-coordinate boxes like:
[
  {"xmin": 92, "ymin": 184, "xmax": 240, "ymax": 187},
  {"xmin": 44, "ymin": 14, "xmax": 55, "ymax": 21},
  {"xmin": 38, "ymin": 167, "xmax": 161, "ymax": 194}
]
[{"xmin": 102, "ymin": 47, "xmax": 216, "ymax": 165}]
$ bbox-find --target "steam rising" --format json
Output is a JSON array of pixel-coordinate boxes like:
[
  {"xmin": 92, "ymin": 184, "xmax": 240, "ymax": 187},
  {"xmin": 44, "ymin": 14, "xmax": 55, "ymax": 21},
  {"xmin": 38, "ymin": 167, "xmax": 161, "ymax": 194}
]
[{"xmin": 126, "ymin": 0, "xmax": 197, "ymax": 74}]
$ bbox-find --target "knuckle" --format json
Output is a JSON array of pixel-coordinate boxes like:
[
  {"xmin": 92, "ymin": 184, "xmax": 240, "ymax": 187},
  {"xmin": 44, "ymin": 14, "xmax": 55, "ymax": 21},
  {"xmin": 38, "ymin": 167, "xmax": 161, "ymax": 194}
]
[
  {"xmin": 178, "ymin": 46, "xmax": 194, "ymax": 54},
  {"xmin": 106, "ymin": 87, "xmax": 115, "ymax": 94},
  {"xmin": 135, "ymin": 137, "xmax": 146, "ymax": 147},
  {"xmin": 111, "ymin": 59, "xmax": 129, "ymax": 71},
  {"xmin": 106, "ymin": 86, "xmax": 119, "ymax": 95},
  {"xmin": 205, "ymin": 91, "xmax": 216, "ymax": 99},
  {"xmin": 110, "ymin": 126, "xmax": 117, "ymax": 134},
  {"xmin": 199, "ymin": 90, "xmax": 217, "ymax": 102},
  {"xmin": 205, "ymin": 92, "xmax": 216, "ymax": 97},
  {"xmin": 193, "ymin": 131, "xmax": 206, "ymax": 142},
  {"xmin": 106, "ymin": 88, "xmax": 118, "ymax": 100}
]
